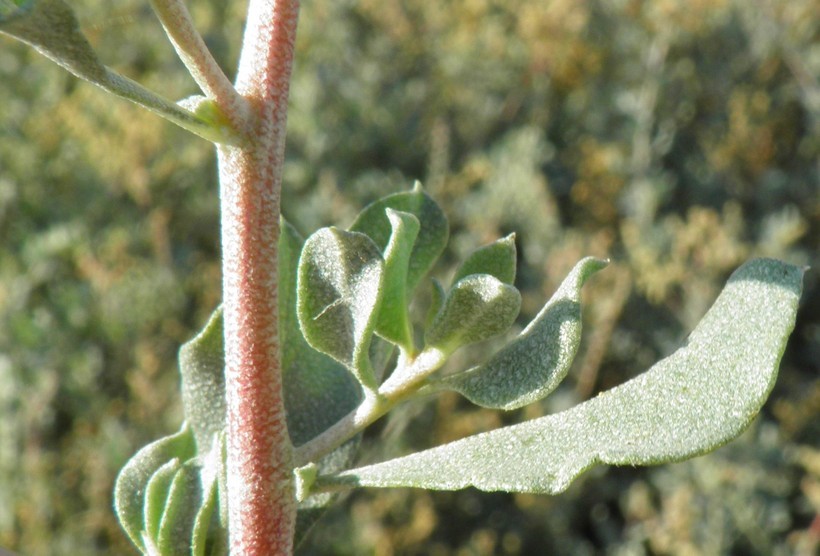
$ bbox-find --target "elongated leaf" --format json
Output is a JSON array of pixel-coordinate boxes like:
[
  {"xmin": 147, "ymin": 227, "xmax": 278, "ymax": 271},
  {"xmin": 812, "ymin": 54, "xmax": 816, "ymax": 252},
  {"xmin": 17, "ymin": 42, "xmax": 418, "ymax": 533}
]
[
  {"xmin": 114, "ymin": 425, "xmax": 196, "ymax": 552},
  {"xmin": 321, "ymin": 259, "xmax": 804, "ymax": 494},
  {"xmin": 179, "ymin": 309, "xmax": 226, "ymax": 455},
  {"xmin": 297, "ymin": 227, "xmax": 385, "ymax": 388},
  {"xmin": 424, "ymin": 274, "xmax": 522, "ymax": 355},
  {"xmin": 350, "ymin": 182, "xmax": 448, "ymax": 295},
  {"xmin": 0, "ymin": 1, "xmax": 235, "ymax": 143},
  {"xmin": 439, "ymin": 257, "xmax": 607, "ymax": 409},
  {"xmin": 375, "ymin": 209, "xmax": 420, "ymax": 350},
  {"xmin": 453, "ymin": 234, "xmax": 517, "ymax": 285}
]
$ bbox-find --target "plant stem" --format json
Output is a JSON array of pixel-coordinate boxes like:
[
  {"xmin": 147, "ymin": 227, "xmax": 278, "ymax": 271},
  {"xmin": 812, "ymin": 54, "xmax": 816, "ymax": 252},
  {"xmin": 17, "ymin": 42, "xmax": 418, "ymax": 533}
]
[
  {"xmin": 149, "ymin": 0, "xmax": 248, "ymax": 130},
  {"xmin": 293, "ymin": 348, "xmax": 448, "ymax": 466},
  {"xmin": 218, "ymin": 0, "xmax": 300, "ymax": 553}
]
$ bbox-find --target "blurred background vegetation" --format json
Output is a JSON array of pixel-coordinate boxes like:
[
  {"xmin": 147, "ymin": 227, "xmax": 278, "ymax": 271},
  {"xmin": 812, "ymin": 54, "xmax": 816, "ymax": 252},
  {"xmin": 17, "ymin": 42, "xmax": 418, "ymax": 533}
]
[{"xmin": 1, "ymin": 0, "xmax": 818, "ymax": 553}]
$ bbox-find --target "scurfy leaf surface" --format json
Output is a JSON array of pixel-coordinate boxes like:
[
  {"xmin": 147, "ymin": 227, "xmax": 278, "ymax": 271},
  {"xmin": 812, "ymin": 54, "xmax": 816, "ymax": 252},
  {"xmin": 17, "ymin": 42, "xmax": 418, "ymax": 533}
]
[
  {"xmin": 297, "ymin": 227, "xmax": 385, "ymax": 388},
  {"xmin": 321, "ymin": 259, "xmax": 804, "ymax": 494},
  {"xmin": 424, "ymin": 274, "xmax": 522, "ymax": 355},
  {"xmin": 439, "ymin": 257, "xmax": 607, "ymax": 410},
  {"xmin": 350, "ymin": 182, "xmax": 448, "ymax": 295}
]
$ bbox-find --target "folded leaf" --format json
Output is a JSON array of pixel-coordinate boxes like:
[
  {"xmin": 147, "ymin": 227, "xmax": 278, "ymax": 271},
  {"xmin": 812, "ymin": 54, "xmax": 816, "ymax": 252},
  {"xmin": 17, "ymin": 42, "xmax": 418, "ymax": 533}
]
[
  {"xmin": 156, "ymin": 462, "xmax": 203, "ymax": 555},
  {"xmin": 438, "ymin": 257, "xmax": 607, "ymax": 410},
  {"xmin": 424, "ymin": 274, "xmax": 522, "ymax": 355},
  {"xmin": 321, "ymin": 258, "xmax": 804, "ymax": 494},
  {"xmin": 114, "ymin": 425, "xmax": 196, "ymax": 552},
  {"xmin": 143, "ymin": 459, "xmax": 183, "ymax": 544},
  {"xmin": 350, "ymin": 182, "xmax": 448, "ymax": 296},
  {"xmin": 452, "ymin": 233, "xmax": 517, "ymax": 285},
  {"xmin": 297, "ymin": 227, "xmax": 385, "ymax": 388},
  {"xmin": 374, "ymin": 209, "xmax": 420, "ymax": 350}
]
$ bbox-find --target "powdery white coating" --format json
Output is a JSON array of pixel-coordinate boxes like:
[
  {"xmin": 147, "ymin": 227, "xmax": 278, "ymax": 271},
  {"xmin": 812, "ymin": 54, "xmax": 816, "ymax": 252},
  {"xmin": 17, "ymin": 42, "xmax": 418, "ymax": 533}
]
[
  {"xmin": 179, "ymin": 308, "xmax": 227, "ymax": 455},
  {"xmin": 219, "ymin": 0, "xmax": 302, "ymax": 551},
  {"xmin": 327, "ymin": 258, "xmax": 803, "ymax": 494},
  {"xmin": 425, "ymin": 274, "xmax": 522, "ymax": 353},
  {"xmin": 349, "ymin": 184, "xmax": 449, "ymax": 294},
  {"xmin": 297, "ymin": 228, "xmax": 385, "ymax": 386},
  {"xmin": 441, "ymin": 257, "xmax": 608, "ymax": 410}
]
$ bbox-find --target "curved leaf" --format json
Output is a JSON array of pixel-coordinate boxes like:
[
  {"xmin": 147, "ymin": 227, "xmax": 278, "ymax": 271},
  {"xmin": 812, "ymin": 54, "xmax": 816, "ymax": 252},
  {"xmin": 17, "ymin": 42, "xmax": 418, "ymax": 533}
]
[
  {"xmin": 350, "ymin": 182, "xmax": 448, "ymax": 295},
  {"xmin": 321, "ymin": 259, "xmax": 804, "ymax": 494},
  {"xmin": 297, "ymin": 227, "xmax": 385, "ymax": 388},
  {"xmin": 281, "ymin": 220, "xmax": 363, "ymax": 445},
  {"xmin": 156, "ymin": 462, "xmax": 203, "ymax": 555},
  {"xmin": 452, "ymin": 233, "xmax": 517, "ymax": 285},
  {"xmin": 374, "ymin": 209, "xmax": 420, "ymax": 350},
  {"xmin": 143, "ymin": 459, "xmax": 183, "ymax": 544},
  {"xmin": 114, "ymin": 425, "xmax": 196, "ymax": 552},
  {"xmin": 438, "ymin": 257, "xmax": 607, "ymax": 410},
  {"xmin": 424, "ymin": 274, "xmax": 522, "ymax": 355}
]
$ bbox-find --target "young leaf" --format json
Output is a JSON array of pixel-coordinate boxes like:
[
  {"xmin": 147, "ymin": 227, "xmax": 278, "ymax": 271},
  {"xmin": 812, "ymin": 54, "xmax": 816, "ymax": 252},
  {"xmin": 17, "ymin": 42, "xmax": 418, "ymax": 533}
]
[
  {"xmin": 297, "ymin": 227, "xmax": 385, "ymax": 389},
  {"xmin": 156, "ymin": 463, "xmax": 203, "ymax": 555},
  {"xmin": 191, "ymin": 475, "xmax": 222, "ymax": 556},
  {"xmin": 320, "ymin": 259, "xmax": 804, "ymax": 494},
  {"xmin": 424, "ymin": 274, "xmax": 522, "ymax": 355},
  {"xmin": 452, "ymin": 233, "xmax": 517, "ymax": 285},
  {"xmin": 350, "ymin": 182, "xmax": 448, "ymax": 296},
  {"xmin": 143, "ymin": 459, "xmax": 183, "ymax": 544},
  {"xmin": 374, "ymin": 209, "xmax": 420, "ymax": 351},
  {"xmin": 438, "ymin": 257, "xmax": 608, "ymax": 410},
  {"xmin": 114, "ymin": 425, "xmax": 196, "ymax": 552}
]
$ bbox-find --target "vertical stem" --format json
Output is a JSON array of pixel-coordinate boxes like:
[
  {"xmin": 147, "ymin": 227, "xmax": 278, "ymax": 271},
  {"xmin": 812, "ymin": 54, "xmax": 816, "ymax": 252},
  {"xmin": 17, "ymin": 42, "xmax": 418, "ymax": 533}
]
[{"xmin": 218, "ymin": 0, "xmax": 300, "ymax": 553}]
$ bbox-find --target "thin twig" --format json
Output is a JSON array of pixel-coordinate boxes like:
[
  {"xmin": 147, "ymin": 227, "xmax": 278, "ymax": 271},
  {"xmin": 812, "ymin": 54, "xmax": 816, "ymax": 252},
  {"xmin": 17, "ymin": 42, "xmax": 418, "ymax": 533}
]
[{"xmin": 149, "ymin": 0, "xmax": 248, "ymax": 130}]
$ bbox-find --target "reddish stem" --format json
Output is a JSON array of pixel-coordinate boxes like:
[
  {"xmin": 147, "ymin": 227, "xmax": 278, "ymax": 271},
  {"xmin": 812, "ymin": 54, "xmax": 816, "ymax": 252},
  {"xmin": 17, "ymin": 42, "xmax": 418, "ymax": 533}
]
[{"xmin": 217, "ymin": 0, "xmax": 300, "ymax": 553}]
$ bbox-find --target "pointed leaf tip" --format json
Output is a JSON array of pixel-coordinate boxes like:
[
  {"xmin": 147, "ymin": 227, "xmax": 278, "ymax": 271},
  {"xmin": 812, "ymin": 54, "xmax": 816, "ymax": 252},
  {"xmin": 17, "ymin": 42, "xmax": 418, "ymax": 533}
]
[
  {"xmin": 440, "ymin": 256, "xmax": 607, "ymax": 410},
  {"xmin": 425, "ymin": 274, "xmax": 522, "ymax": 354},
  {"xmin": 324, "ymin": 258, "xmax": 802, "ymax": 495},
  {"xmin": 350, "ymin": 186, "xmax": 448, "ymax": 296},
  {"xmin": 453, "ymin": 234, "xmax": 518, "ymax": 286}
]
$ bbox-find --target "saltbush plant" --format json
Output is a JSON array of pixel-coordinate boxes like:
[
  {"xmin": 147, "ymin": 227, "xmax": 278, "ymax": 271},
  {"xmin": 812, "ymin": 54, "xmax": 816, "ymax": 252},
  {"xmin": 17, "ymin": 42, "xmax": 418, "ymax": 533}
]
[{"xmin": 0, "ymin": 0, "xmax": 807, "ymax": 554}]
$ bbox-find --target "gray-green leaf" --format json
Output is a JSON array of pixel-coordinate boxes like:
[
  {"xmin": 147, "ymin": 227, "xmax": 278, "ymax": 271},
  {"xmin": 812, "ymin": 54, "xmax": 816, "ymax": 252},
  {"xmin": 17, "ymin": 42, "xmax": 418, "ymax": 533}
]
[
  {"xmin": 179, "ymin": 308, "xmax": 226, "ymax": 455},
  {"xmin": 424, "ymin": 274, "xmax": 522, "ymax": 355},
  {"xmin": 452, "ymin": 233, "xmax": 517, "ymax": 285},
  {"xmin": 281, "ymin": 220, "xmax": 363, "ymax": 445},
  {"xmin": 0, "ymin": 1, "xmax": 235, "ymax": 143},
  {"xmin": 321, "ymin": 258, "xmax": 804, "ymax": 494},
  {"xmin": 439, "ymin": 257, "xmax": 607, "ymax": 409},
  {"xmin": 114, "ymin": 425, "xmax": 196, "ymax": 552},
  {"xmin": 350, "ymin": 182, "xmax": 448, "ymax": 296},
  {"xmin": 297, "ymin": 227, "xmax": 385, "ymax": 389}
]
